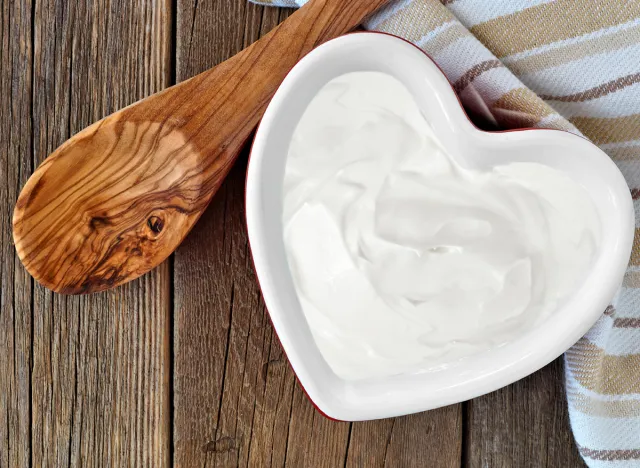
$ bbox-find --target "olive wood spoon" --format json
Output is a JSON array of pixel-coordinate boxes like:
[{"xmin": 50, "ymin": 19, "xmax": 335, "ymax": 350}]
[{"xmin": 13, "ymin": 0, "xmax": 391, "ymax": 294}]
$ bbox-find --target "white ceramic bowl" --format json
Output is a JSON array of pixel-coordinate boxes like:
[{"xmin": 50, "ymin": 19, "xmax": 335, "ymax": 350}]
[{"xmin": 245, "ymin": 33, "xmax": 635, "ymax": 421}]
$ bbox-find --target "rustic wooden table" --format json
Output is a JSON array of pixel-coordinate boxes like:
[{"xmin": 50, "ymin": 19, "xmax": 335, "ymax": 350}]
[{"xmin": 1, "ymin": 0, "xmax": 587, "ymax": 466}]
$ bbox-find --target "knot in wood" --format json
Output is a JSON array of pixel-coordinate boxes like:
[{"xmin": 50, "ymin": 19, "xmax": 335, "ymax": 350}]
[
  {"xmin": 147, "ymin": 216, "xmax": 164, "ymax": 234},
  {"xmin": 203, "ymin": 437, "xmax": 236, "ymax": 453}
]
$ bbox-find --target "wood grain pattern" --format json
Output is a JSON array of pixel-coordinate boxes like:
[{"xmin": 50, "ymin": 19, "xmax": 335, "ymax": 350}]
[
  {"xmin": 173, "ymin": 6, "xmax": 299, "ymax": 465},
  {"xmin": 13, "ymin": 0, "xmax": 391, "ymax": 295},
  {"xmin": 465, "ymin": 358, "xmax": 585, "ymax": 467},
  {"xmin": 0, "ymin": 0, "xmax": 34, "ymax": 466},
  {"xmin": 28, "ymin": 0, "xmax": 172, "ymax": 466},
  {"xmin": 346, "ymin": 408, "xmax": 462, "ymax": 468},
  {"xmin": 172, "ymin": 3, "xmax": 464, "ymax": 467}
]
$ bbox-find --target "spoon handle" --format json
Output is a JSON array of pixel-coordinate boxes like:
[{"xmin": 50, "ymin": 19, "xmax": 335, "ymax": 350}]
[
  {"xmin": 13, "ymin": 0, "xmax": 390, "ymax": 294},
  {"xmin": 139, "ymin": 0, "xmax": 391, "ymax": 193}
]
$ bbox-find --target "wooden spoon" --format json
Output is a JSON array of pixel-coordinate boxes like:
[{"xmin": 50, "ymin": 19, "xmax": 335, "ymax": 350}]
[{"xmin": 13, "ymin": 0, "xmax": 391, "ymax": 294}]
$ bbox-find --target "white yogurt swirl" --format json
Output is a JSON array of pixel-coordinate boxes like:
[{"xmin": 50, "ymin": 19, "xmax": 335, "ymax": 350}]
[{"xmin": 283, "ymin": 72, "xmax": 601, "ymax": 381}]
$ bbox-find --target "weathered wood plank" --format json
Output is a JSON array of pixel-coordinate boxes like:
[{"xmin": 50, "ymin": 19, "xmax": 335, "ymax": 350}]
[
  {"xmin": 172, "ymin": 1, "xmax": 297, "ymax": 465},
  {"xmin": 347, "ymin": 407, "xmax": 463, "ymax": 468},
  {"xmin": 172, "ymin": 2, "xmax": 463, "ymax": 468},
  {"xmin": 283, "ymin": 385, "xmax": 351, "ymax": 468},
  {"xmin": 0, "ymin": 0, "xmax": 34, "ymax": 467},
  {"xmin": 29, "ymin": 0, "xmax": 172, "ymax": 465},
  {"xmin": 465, "ymin": 358, "xmax": 585, "ymax": 468}
]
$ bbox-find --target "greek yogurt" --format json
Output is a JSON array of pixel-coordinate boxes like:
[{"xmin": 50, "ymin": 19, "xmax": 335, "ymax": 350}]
[{"xmin": 282, "ymin": 71, "xmax": 601, "ymax": 381}]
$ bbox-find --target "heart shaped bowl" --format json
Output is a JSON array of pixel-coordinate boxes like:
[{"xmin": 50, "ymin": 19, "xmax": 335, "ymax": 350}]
[{"xmin": 245, "ymin": 32, "xmax": 635, "ymax": 421}]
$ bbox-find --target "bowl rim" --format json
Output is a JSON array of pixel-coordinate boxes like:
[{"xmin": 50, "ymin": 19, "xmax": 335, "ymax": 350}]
[{"xmin": 245, "ymin": 31, "xmax": 635, "ymax": 421}]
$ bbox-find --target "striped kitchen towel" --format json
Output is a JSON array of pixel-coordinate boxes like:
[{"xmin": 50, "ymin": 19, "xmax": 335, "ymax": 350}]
[{"xmin": 252, "ymin": 0, "xmax": 640, "ymax": 465}]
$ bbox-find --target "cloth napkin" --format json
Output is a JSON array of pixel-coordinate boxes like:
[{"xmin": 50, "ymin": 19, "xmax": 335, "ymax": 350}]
[{"xmin": 251, "ymin": 0, "xmax": 640, "ymax": 465}]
